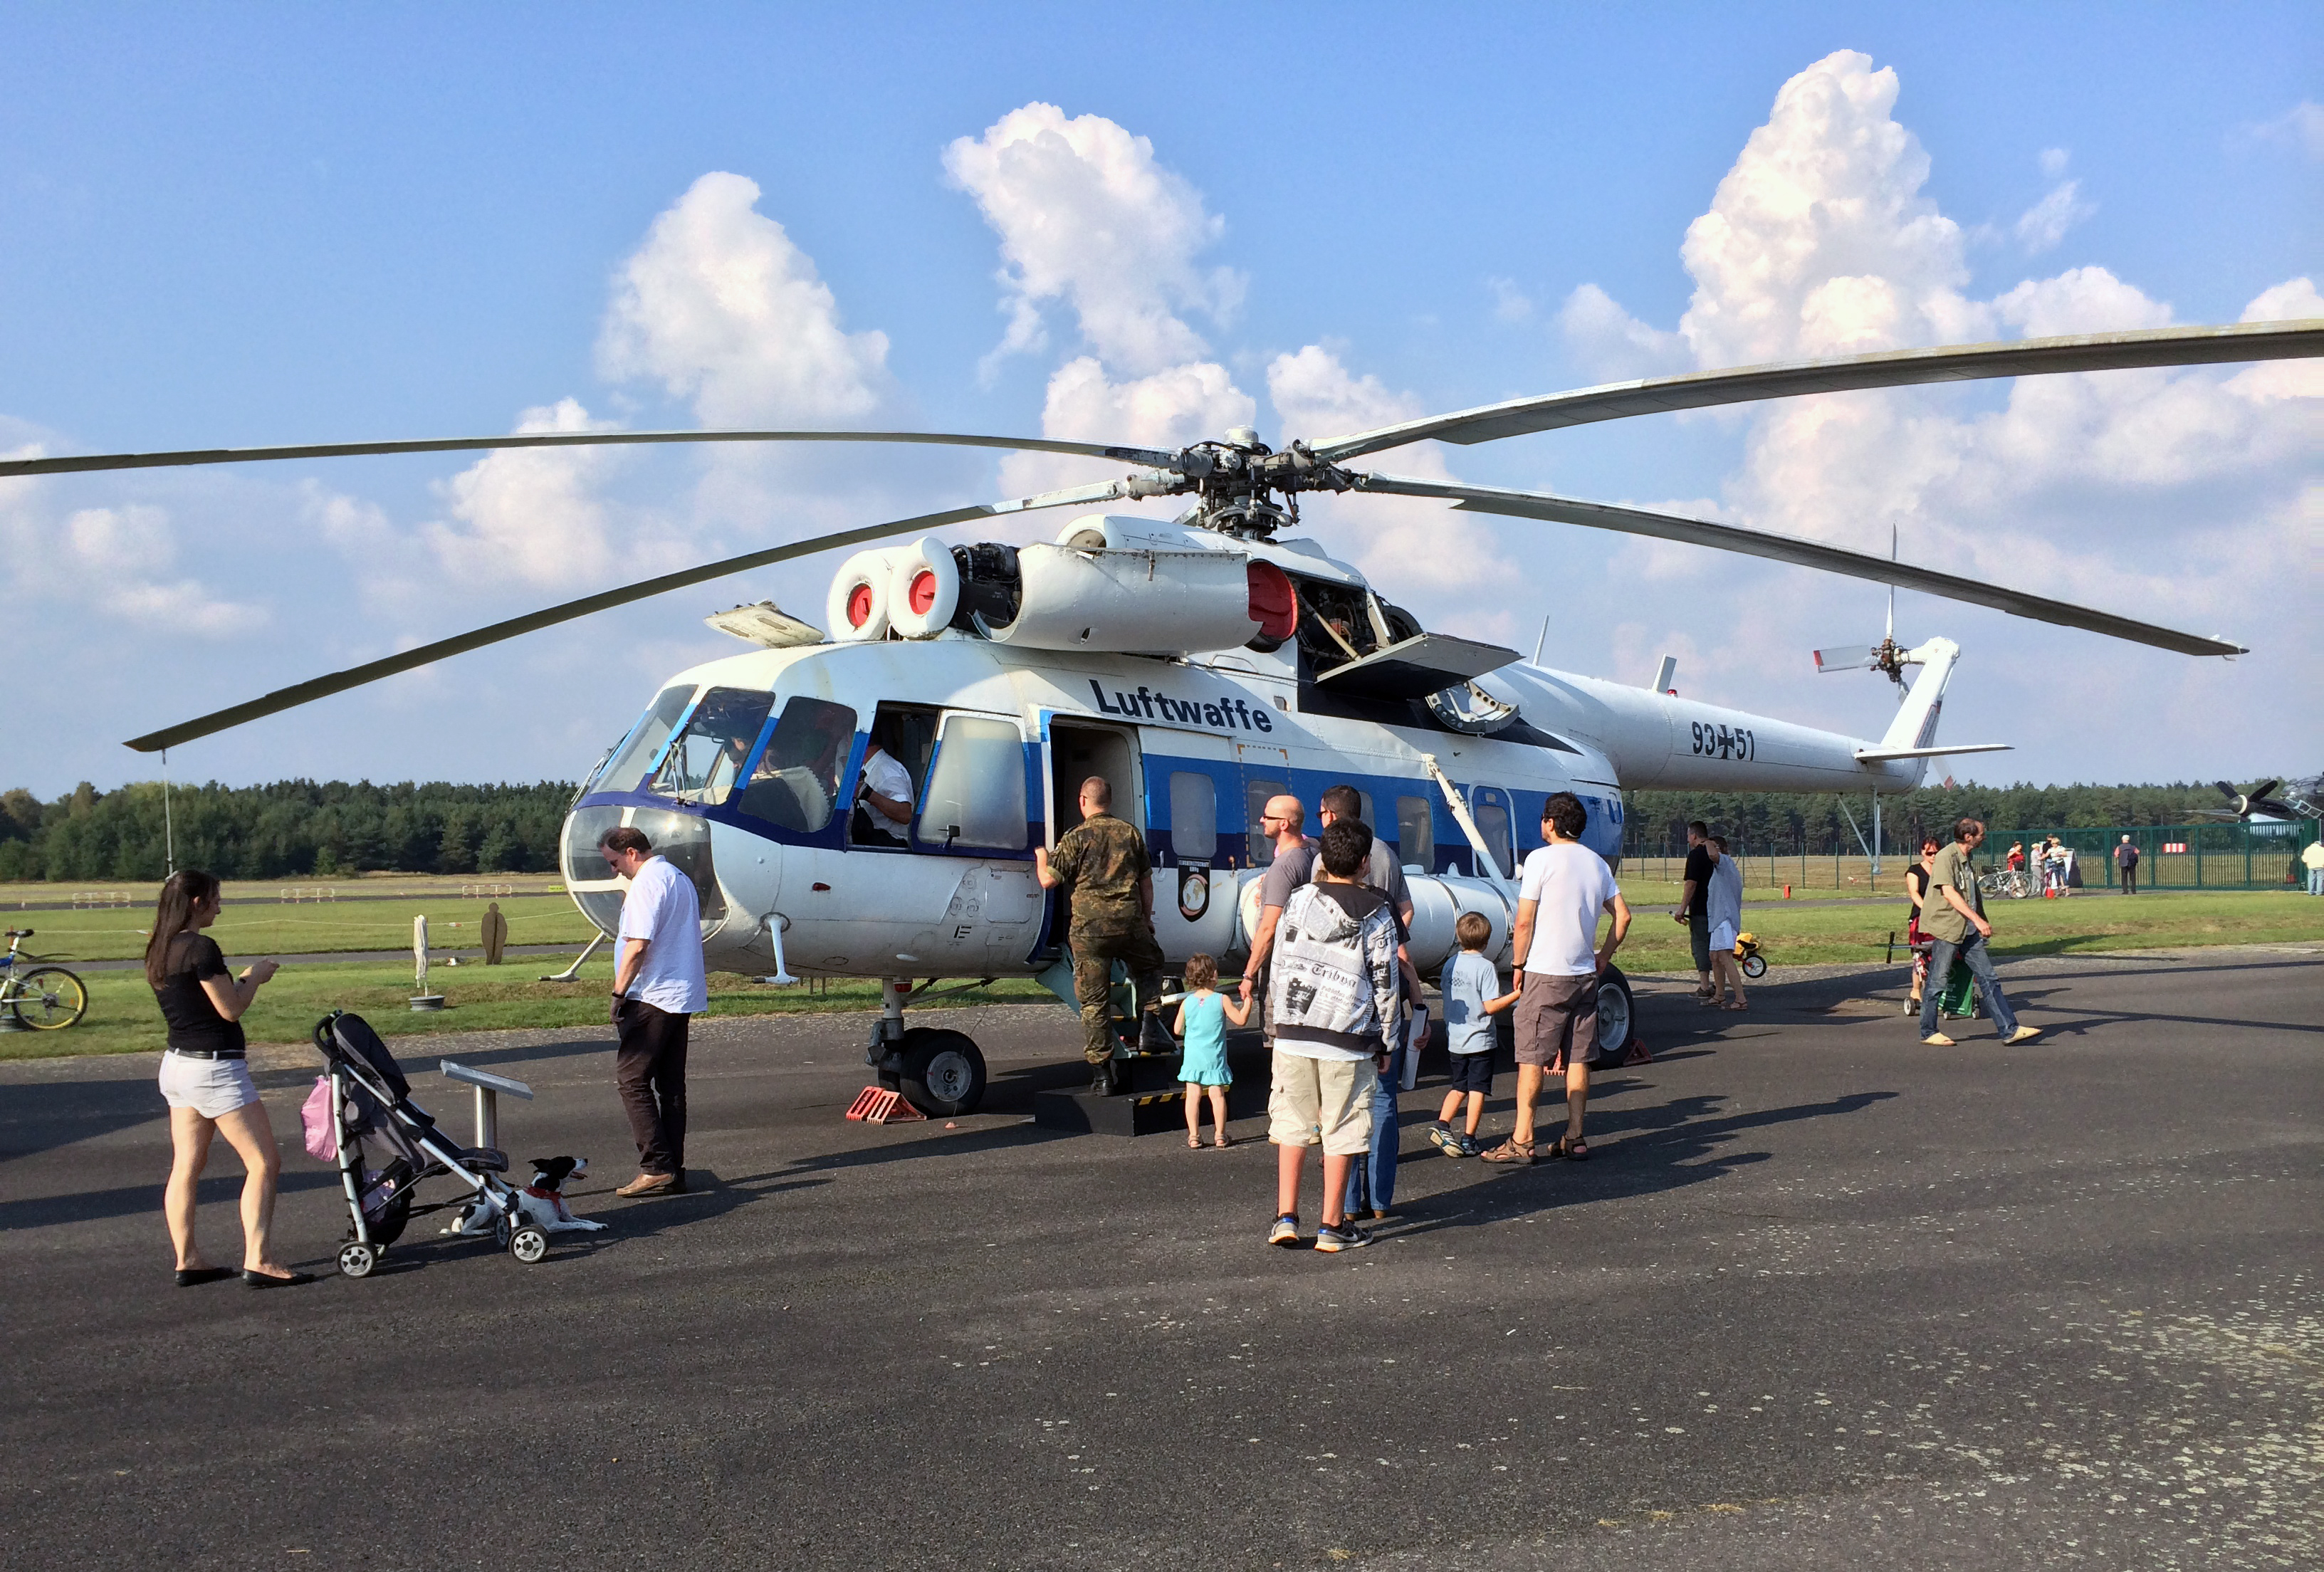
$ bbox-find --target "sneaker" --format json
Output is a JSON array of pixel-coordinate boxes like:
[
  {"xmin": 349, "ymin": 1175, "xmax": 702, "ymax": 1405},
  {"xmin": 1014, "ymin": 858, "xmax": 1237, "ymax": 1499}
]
[
  {"xmin": 1921, "ymin": 1032, "xmax": 1957, "ymax": 1047},
  {"xmin": 1313, "ymin": 1220, "xmax": 1373, "ymax": 1252},
  {"xmin": 1425, "ymin": 1123, "xmax": 1460, "ymax": 1156},
  {"xmin": 1267, "ymin": 1214, "xmax": 1301, "ymax": 1248},
  {"xmin": 2004, "ymin": 1025, "xmax": 2041, "ymax": 1044},
  {"xmin": 1457, "ymin": 1133, "xmax": 1482, "ymax": 1158}
]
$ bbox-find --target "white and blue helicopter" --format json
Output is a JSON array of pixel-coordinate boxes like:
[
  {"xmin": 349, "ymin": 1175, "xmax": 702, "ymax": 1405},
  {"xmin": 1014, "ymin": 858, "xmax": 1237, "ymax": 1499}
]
[{"xmin": 18, "ymin": 318, "xmax": 2314, "ymax": 1115}]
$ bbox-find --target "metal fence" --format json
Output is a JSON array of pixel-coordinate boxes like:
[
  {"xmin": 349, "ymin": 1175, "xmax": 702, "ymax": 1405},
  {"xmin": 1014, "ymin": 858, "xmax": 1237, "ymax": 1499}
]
[{"xmin": 1619, "ymin": 819, "xmax": 2318, "ymax": 894}]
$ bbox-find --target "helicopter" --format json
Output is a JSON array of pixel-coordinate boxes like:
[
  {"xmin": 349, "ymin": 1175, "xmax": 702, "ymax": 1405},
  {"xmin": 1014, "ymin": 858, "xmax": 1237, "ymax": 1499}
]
[{"xmin": 8, "ymin": 318, "xmax": 2315, "ymax": 1116}]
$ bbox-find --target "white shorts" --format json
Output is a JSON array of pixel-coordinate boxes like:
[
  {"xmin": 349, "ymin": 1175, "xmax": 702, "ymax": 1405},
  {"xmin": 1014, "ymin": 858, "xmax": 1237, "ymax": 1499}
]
[
  {"xmin": 159, "ymin": 1052, "xmax": 259, "ymax": 1119},
  {"xmin": 1710, "ymin": 921, "xmax": 1738, "ymax": 953}
]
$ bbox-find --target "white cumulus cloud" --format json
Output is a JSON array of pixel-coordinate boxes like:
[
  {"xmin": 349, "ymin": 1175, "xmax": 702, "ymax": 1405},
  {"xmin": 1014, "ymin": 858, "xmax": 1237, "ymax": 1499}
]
[
  {"xmin": 944, "ymin": 103, "xmax": 1244, "ymax": 377},
  {"xmin": 597, "ymin": 171, "xmax": 891, "ymax": 426}
]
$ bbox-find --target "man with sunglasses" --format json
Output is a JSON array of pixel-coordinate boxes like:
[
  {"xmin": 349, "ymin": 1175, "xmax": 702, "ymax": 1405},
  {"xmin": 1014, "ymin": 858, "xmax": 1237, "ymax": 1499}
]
[{"xmin": 1239, "ymin": 795, "xmax": 1317, "ymax": 1053}]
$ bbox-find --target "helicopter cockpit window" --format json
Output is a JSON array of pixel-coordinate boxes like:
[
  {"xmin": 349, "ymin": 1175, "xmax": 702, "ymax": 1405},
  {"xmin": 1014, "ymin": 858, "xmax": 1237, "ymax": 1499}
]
[
  {"xmin": 1396, "ymin": 795, "xmax": 1435, "ymax": 872},
  {"xmin": 735, "ymin": 697, "xmax": 857, "ymax": 834},
  {"xmin": 1168, "ymin": 772, "xmax": 1218, "ymax": 864},
  {"xmin": 600, "ymin": 685, "xmax": 696, "ymax": 794},
  {"xmin": 647, "ymin": 686, "xmax": 776, "ymax": 806},
  {"xmin": 914, "ymin": 716, "xmax": 1028, "ymax": 852}
]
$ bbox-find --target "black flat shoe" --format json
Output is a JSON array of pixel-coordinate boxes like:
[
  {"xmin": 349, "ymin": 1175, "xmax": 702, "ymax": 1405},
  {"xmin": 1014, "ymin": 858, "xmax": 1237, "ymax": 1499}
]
[
  {"xmin": 243, "ymin": 1269, "xmax": 315, "ymax": 1289},
  {"xmin": 174, "ymin": 1267, "xmax": 234, "ymax": 1288}
]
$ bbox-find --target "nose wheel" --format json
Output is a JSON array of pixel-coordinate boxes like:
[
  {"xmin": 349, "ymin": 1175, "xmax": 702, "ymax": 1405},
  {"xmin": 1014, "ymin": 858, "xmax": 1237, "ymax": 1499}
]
[{"xmin": 885, "ymin": 1026, "xmax": 988, "ymax": 1118}]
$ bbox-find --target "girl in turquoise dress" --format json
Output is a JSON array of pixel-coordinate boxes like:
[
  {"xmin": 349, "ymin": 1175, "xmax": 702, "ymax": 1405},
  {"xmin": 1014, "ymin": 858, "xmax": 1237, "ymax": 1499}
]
[{"xmin": 1172, "ymin": 954, "xmax": 1250, "ymax": 1148}]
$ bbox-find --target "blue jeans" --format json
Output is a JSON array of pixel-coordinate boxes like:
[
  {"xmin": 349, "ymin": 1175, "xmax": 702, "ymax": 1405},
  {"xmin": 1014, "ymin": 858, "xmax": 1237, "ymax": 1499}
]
[
  {"xmin": 1344, "ymin": 1043, "xmax": 1403, "ymax": 1217},
  {"xmin": 1920, "ymin": 932, "xmax": 2018, "ymax": 1038},
  {"xmin": 2310, "ymin": 868, "xmax": 2323, "ymax": 896}
]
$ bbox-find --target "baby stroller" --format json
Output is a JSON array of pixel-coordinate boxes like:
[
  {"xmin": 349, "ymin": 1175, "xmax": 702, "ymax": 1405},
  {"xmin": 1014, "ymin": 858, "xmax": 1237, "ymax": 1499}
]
[{"xmin": 308, "ymin": 1010, "xmax": 602, "ymax": 1279}]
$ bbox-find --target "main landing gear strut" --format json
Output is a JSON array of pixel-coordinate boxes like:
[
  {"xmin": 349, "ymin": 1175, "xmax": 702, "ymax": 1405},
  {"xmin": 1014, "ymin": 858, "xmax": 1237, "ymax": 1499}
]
[{"xmin": 866, "ymin": 978, "xmax": 990, "ymax": 1117}]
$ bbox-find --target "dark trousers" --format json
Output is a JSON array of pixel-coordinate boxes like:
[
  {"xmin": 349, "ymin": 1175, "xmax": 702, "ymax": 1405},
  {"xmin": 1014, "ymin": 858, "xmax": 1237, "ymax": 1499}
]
[
  {"xmin": 1071, "ymin": 921, "xmax": 1166, "ymax": 1065},
  {"xmin": 2120, "ymin": 864, "xmax": 2137, "ymax": 894},
  {"xmin": 616, "ymin": 1000, "xmax": 690, "ymax": 1176},
  {"xmin": 1687, "ymin": 910, "xmax": 1712, "ymax": 975}
]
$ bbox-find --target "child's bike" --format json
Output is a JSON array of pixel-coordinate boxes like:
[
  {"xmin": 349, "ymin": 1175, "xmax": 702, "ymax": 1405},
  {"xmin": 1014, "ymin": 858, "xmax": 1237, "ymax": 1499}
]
[
  {"xmin": 1, "ymin": 930, "xmax": 88, "ymax": 1030},
  {"xmin": 1733, "ymin": 931, "xmax": 1767, "ymax": 979}
]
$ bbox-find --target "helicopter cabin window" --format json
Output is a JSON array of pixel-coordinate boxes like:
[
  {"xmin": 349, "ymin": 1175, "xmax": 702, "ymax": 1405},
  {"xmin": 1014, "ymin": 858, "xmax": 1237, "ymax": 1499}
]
[
  {"xmin": 1168, "ymin": 772, "xmax": 1218, "ymax": 864},
  {"xmin": 915, "ymin": 716, "xmax": 1028, "ymax": 852},
  {"xmin": 600, "ymin": 685, "xmax": 697, "ymax": 794},
  {"xmin": 1473, "ymin": 801, "xmax": 1515, "ymax": 880},
  {"xmin": 647, "ymin": 687, "xmax": 776, "ymax": 806},
  {"xmin": 852, "ymin": 705, "xmax": 938, "ymax": 849},
  {"xmin": 735, "ymin": 696, "xmax": 857, "ymax": 834},
  {"xmin": 1245, "ymin": 778, "xmax": 1286, "ymax": 866},
  {"xmin": 1396, "ymin": 795, "xmax": 1435, "ymax": 872}
]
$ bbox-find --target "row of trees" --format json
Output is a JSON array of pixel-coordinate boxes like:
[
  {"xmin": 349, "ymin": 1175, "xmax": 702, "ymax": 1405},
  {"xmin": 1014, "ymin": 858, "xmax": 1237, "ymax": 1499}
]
[
  {"xmin": 0, "ymin": 780, "xmax": 577, "ymax": 882},
  {"xmin": 1621, "ymin": 780, "xmax": 2306, "ymax": 858}
]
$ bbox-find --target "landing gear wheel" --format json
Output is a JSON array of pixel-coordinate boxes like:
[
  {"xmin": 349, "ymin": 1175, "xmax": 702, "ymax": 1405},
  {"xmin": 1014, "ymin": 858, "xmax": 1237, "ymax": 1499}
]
[
  {"xmin": 508, "ymin": 1225, "xmax": 549, "ymax": 1264},
  {"xmin": 1741, "ymin": 953, "xmax": 1766, "ymax": 980},
  {"xmin": 896, "ymin": 1026, "xmax": 987, "ymax": 1117},
  {"xmin": 1593, "ymin": 967, "xmax": 1635, "ymax": 1059},
  {"xmin": 337, "ymin": 1241, "xmax": 377, "ymax": 1279}
]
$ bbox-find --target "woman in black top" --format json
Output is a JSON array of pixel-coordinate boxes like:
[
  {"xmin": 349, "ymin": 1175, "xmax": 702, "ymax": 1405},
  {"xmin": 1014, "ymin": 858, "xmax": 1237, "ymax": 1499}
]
[
  {"xmin": 1902, "ymin": 837, "xmax": 1940, "ymax": 1014},
  {"xmin": 147, "ymin": 870, "xmax": 305, "ymax": 1287}
]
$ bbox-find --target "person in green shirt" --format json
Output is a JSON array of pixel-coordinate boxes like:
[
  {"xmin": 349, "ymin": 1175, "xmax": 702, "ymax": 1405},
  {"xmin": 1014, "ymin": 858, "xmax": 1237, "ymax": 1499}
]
[{"xmin": 1920, "ymin": 817, "xmax": 2040, "ymax": 1047}]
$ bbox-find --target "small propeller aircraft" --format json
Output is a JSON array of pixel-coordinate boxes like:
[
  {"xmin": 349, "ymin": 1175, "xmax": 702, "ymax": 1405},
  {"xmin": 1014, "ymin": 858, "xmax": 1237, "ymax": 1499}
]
[{"xmin": 9, "ymin": 318, "xmax": 2315, "ymax": 1114}]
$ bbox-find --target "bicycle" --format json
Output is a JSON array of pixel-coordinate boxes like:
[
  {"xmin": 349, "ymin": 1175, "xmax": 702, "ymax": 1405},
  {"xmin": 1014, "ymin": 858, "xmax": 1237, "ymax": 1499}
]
[
  {"xmin": 1, "ymin": 930, "xmax": 89, "ymax": 1030},
  {"xmin": 1978, "ymin": 867, "xmax": 2031, "ymax": 901}
]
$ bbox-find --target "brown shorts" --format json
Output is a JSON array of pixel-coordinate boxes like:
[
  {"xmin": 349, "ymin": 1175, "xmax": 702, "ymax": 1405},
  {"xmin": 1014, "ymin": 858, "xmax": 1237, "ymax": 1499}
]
[{"xmin": 1514, "ymin": 970, "xmax": 1598, "ymax": 1068}]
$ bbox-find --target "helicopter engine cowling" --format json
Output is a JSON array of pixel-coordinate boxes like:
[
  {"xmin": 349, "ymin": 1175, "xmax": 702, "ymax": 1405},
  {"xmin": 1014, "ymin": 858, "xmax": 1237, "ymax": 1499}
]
[
  {"xmin": 827, "ymin": 547, "xmax": 906, "ymax": 641},
  {"xmin": 973, "ymin": 543, "xmax": 1264, "ymax": 655},
  {"xmin": 886, "ymin": 536, "xmax": 961, "ymax": 639}
]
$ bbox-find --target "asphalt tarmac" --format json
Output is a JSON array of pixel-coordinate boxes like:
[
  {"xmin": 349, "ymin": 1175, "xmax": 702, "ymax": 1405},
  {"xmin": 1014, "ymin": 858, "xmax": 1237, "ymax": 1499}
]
[{"xmin": 3, "ymin": 948, "xmax": 2317, "ymax": 1571}]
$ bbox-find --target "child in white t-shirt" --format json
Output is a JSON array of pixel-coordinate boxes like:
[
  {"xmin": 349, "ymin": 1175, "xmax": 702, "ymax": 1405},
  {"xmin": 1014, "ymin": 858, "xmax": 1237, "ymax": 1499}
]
[{"xmin": 1428, "ymin": 911, "xmax": 1519, "ymax": 1158}]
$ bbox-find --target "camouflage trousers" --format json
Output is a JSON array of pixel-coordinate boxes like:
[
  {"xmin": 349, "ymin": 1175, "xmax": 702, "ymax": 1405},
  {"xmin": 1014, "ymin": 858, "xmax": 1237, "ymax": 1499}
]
[{"xmin": 1070, "ymin": 920, "xmax": 1167, "ymax": 1066}]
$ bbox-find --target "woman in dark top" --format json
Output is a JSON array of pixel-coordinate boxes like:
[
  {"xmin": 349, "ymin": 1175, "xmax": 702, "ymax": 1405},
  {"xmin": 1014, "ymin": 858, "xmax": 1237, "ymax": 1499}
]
[
  {"xmin": 147, "ymin": 870, "xmax": 305, "ymax": 1287},
  {"xmin": 1902, "ymin": 837, "xmax": 1940, "ymax": 1015}
]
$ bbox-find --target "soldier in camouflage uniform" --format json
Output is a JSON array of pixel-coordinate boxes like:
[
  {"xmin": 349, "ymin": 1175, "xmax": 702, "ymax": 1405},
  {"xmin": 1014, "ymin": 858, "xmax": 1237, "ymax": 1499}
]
[{"xmin": 1034, "ymin": 776, "xmax": 1167, "ymax": 1094}]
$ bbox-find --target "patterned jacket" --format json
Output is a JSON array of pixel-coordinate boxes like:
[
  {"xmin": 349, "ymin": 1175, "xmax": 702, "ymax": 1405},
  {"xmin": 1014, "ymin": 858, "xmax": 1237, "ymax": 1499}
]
[{"xmin": 1269, "ymin": 881, "xmax": 1401, "ymax": 1057}]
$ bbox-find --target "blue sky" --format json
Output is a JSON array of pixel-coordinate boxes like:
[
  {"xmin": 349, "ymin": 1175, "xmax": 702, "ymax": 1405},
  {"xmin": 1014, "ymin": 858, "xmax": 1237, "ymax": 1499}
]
[{"xmin": 3, "ymin": 4, "xmax": 2316, "ymax": 797}]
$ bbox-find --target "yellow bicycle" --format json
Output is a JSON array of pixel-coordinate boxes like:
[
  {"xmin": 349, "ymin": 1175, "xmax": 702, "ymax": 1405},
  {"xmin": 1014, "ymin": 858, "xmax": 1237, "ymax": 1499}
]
[{"xmin": 1, "ymin": 930, "xmax": 88, "ymax": 1030}]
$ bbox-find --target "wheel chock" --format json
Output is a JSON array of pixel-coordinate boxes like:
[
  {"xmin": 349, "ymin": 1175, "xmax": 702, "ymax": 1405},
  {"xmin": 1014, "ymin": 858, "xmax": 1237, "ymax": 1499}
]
[{"xmin": 844, "ymin": 1086, "xmax": 928, "ymax": 1123}]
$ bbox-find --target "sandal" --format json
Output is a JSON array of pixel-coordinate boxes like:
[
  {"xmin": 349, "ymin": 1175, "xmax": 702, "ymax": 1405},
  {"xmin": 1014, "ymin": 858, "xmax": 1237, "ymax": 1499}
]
[
  {"xmin": 1480, "ymin": 1138, "xmax": 1535, "ymax": 1165},
  {"xmin": 1213, "ymin": 1135, "xmax": 1230, "ymax": 1149},
  {"xmin": 1722, "ymin": 1000, "xmax": 1749, "ymax": 1011},
  {"xmin": 1548, "ymin": 1136, "xmax": 1590, "ymax": 1162},
  {"xmin": 1186, "ymin": 1135, "xmax": 1202, "ymax": 1149}
]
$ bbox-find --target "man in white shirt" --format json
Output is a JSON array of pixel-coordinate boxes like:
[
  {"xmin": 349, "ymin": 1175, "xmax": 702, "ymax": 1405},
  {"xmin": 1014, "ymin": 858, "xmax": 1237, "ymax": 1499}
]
[
  {"xmin": 854, "ymin": 740, "xmax": 916, "ymax": 847},
  {"xmin": 1482, "ymin": 792, "xmax": 1630, "ymax": 1165},
  {"xmin": 600, "ymin": 826, "xmax": 708, "ymax": 1197}
]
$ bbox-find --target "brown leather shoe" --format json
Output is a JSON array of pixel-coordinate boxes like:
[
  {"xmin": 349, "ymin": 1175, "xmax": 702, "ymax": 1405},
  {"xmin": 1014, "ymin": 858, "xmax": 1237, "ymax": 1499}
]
[{"xmin": 616, "ymin": 1173, "xmax": 680, "ymax": 1198}]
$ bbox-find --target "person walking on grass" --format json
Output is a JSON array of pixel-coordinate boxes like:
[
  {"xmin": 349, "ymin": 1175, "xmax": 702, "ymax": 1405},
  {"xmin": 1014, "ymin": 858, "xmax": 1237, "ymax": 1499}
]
[
  {"xmin": 147, "ymin": 869, "xmax": 308, "ymax": 1288},
  {"xmin": 1706, "ymin": 834, "xmax": 1747, "ymax": 1010},
  {"xmin": 1920, "ymin": 817, "xmax": 2040, "ymax": 1049},
  {"xmin": 1483, "ymin": 792, "xmax": 1631, "ymax": 1166},
  {"xmin": 1428, "ymin": 911, "xmax": 1519, "ymax": 1158},
  {"xmin": 1173, "ymin": 953, "xmax": 1249, "ymax": 1148},
  {"xmin": 1265, "ymin": 819, "xmax": 1401, "ymax": 1253},
  {"xmin": 1674, "ymin": 820, "xmax": 1715, "ymax": 1000},
  {"xmin": 601, "ymin": 825, "xmax": 708, "ymax": 1196}
]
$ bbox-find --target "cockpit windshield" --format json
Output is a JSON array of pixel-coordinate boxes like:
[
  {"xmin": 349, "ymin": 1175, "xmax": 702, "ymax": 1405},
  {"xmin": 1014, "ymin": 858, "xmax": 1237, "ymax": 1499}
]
[
  {"xmin": 599, "ymin": 685, "xmax": 696, "ymax": 795},
  {"xmin": 647, "ymin": 686, "xmax": 777, "ymax": 806},
  {"xmin": 733, "ymin": 696, "xmax": 857, "ymax": 833}
]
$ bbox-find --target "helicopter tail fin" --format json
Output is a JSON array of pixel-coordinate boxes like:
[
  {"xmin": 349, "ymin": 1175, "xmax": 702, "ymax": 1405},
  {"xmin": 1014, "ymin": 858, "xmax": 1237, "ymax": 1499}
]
[{"xmin": 1851, "ymin": 636, "xmax": 2012, "ymax": 762}]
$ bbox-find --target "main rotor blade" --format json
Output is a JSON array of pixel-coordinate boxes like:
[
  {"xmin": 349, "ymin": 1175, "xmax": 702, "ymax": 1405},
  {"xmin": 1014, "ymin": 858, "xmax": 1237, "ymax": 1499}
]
[
  {"xmin": 1314, "ymin": 320, "xmax": 2323, "ymax": 461},
  {"xmin": 121, "ymin": 477, "xmax": 1136, "ymax": 753},
  {"xmin": 1351, "ymin": 473, "xmax": 2248, "ymax": 659},
  {"xmin": 4, "ymin": 429, "xmax": 1185, "ymax": 481},
  {"xmin": 1812, "ymin": 646, "xmax": 1878, "ymax": 674}
]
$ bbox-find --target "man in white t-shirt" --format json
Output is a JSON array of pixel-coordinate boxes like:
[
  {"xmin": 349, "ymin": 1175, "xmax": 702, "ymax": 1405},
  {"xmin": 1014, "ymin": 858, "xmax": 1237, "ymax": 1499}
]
[
  {"xmin": 1482, "ymin": 792, "xmax": 1630, "ymax": 1165},
  {"xmin": 854, "ymin": 740, "xmax": 916, "ymax": 847},
  {"xmin": 600, "ymin": 825, "xmax": 708, "ymax": 1197}
]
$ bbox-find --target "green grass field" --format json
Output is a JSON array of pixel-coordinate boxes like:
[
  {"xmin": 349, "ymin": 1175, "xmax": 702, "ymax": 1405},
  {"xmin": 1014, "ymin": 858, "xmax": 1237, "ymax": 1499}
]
[
  {"xmin": 2, "ymin": 887, "xmax": 596, "ymax": 963},
  {"xmin": 9, "ymin": 887, "xmax": 2317, "ymax": 1062},
  {"xmin": 4, "ymin": 956, "xmax": 1057, "ymax": 1061}
]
